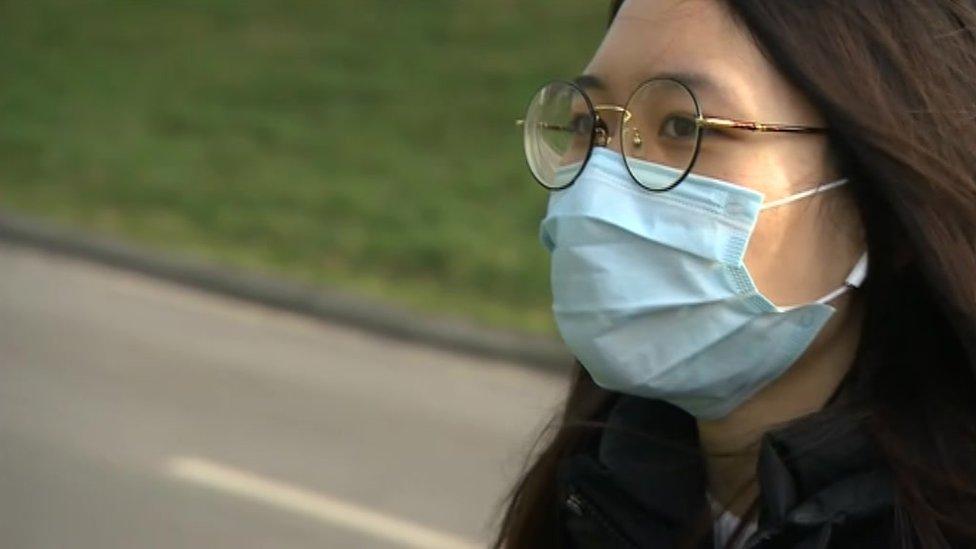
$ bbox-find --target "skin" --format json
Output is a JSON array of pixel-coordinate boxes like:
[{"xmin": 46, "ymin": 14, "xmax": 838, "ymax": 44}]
[{"xmin": 580, "ymin": 0, "xmax": 866, "ymax": 516}]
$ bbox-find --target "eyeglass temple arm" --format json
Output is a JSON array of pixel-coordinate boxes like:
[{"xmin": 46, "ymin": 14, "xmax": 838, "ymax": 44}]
[
  {"xmin": 515, "ymin": 120, "xmax": 579, "ymax": 134},
  {"xmin": 516, "ymin": 106, "xmax": 631, "ymax": 127},
  {"xmin": 698, "ymin": 115, "xmax": 827, "ymax": 134},
  {"xmin": 517, "ymin": 114, "xmax": 825, "ymax": 133}
]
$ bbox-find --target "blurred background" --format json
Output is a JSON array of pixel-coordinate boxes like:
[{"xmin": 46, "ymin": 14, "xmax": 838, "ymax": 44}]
[{"xmin": 0, "ymin": 1, "xmax": 606, "ymax": 547}]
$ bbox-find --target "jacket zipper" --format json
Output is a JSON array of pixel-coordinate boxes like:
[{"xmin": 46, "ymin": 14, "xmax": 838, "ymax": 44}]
[{"xmin": 565, "ymin": 485, "xmax": 640, "ymax": 548}]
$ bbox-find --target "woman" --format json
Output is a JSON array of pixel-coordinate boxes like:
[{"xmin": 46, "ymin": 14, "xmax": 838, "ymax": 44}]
[{"xmin": 494, "ymin": 0, "xmax": 976, "ymax": 547}]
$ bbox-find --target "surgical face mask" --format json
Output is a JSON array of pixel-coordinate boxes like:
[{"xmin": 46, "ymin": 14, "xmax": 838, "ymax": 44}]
[{"xmin": 540, "ymin": 148, "xmax": 868, "ymax": 420}]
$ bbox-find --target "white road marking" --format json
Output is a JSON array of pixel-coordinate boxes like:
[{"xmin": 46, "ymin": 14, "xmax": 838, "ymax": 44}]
[{"xmin": 167, "ymin": 456, "xmax": 482, "ymax": 549}]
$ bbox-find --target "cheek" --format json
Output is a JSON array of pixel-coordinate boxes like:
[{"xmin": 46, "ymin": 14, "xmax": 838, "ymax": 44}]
[
  {"xmin": 721, "ymin": 139, "xmax": 841, "ymax": 199},
  {"xmin": 710, "ymin": 150, "xmax": 800, "ymax": 200},
  {"xmin": 744, "ymin": 193, "xmax": 863, "ymax": 306},
  {"xmin": 745, "ymin": 208, "xmax": 810, "ymax": 304}
]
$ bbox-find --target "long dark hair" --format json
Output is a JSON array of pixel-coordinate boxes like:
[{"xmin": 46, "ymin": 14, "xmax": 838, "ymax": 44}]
[{"xmin": 493, "ymin": 1, "xmax": 976, "ymax": 547}]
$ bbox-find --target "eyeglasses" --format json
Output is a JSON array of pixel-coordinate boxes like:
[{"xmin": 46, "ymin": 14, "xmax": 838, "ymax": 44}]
[{"xmin": 516, "ymin": 78, "xmax": 828, "ymax": 191}]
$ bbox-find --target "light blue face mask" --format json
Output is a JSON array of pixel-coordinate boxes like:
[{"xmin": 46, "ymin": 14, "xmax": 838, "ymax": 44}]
[{"xmin": 540, "ymin": 147, "xmax": 868, "ymax": 420}]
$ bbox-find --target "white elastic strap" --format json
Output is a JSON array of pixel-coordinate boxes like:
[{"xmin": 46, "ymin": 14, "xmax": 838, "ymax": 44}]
[
  {"xmin": 844, "ymin": 252, "xmax": 870, "ymax": 287},
  {"xmin": 760, "ymin": 177, "xmax": 849, "ymax": 211},
  {"xmin": 815, "ymin": 284, "xmax": 853, "ymax": 305},
  {"xmin": 814, "ymin": 251, "xmax": 869, "ymax": 305}
]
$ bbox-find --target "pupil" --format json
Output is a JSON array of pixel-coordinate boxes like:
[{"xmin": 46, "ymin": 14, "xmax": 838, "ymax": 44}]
[
  {"xmin": 572, "ymin": 115, "xmax": 587, "ymax": 133},
  {"xmin": 675, "ymin": 117, "xmax": 694, "ymax": 137}
]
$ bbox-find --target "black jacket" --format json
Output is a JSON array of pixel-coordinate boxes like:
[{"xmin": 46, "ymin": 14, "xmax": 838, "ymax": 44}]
[{"xmin": 555, "ymin": 396, "xmax": 897, "ymax": 548}]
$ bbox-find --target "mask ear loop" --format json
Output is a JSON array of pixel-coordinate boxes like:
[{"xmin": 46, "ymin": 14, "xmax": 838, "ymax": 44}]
[
  {"xmin": 814, "ymin": 251, "xmax": 869, "ymax": 304},
  {"xmin": 760, "ymin": 178, "xmax": 849, "ymax": 211},
  {"xmin": 756, "ymin": 175, "xmax": 863, "ymax": 309}
]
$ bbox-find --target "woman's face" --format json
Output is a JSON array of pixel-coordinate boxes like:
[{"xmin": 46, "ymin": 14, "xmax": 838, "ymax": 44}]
[{"xmin": 584, "ymin": 0, "xmax": 864, "ymax": 307}]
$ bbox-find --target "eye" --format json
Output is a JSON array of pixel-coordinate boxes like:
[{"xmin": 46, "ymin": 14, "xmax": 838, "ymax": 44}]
[
  {"xmin": 568, "ymin": 113, "xmax": 593, "ymax": 135},
  {"xmin": 659, "ymin": 114, "xmax": 699, "ymax": 140}
]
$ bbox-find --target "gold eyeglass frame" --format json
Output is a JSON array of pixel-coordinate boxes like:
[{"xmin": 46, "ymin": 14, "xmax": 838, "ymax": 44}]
[{"xmin": 516, "ymin": 78, "xmax": 828, "ymax": 192}]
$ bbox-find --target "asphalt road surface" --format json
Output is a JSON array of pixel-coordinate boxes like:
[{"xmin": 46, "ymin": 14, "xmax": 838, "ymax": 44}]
[{"xmin": 0, "ymin": 241, "xmax": 570, "ymax": 548}]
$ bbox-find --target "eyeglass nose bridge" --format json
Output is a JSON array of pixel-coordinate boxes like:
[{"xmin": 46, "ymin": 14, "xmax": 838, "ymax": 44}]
[
  {"xmin": 593, "ymin": 104, "xmax": 631, "ymax": 122},
  {"xmin": 592, "ymin": 104, "xmax": 642, "ymax": 150}
]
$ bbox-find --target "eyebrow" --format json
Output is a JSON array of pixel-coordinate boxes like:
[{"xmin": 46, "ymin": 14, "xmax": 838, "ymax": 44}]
[
  {"xmin": 572, "ymin": 74, "xmax": 608, "ymax": 90},
  {"xmin": 572, "ymin": 71, "xmax": 737, "ymax": 111}
]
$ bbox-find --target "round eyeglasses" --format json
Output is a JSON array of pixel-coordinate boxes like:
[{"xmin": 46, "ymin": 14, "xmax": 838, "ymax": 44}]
[{"xmin": 516, "ymin": 78, "xmax": 828, "ymax": 192}]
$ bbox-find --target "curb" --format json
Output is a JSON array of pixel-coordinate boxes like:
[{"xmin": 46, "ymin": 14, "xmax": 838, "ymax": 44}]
[{"xmin": 0, "ymin": 209, "xmax": 574, "ymax": 373}]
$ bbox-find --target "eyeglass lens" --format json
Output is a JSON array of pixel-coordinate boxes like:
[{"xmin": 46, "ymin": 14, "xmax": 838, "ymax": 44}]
[{"xmin": 522, "ymin": 79, "xmax": 705, "ymax": 191}]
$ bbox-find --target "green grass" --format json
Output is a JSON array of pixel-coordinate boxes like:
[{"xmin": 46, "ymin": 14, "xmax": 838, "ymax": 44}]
[{"xmin": 0, "ymin": 1, "xmax": 607, "ymax": 334}]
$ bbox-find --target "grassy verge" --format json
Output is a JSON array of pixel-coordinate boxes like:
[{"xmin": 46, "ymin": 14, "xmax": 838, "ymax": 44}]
[{"xmin": 0, "ymin": 1, "xmax": 607, "ymax": 334}]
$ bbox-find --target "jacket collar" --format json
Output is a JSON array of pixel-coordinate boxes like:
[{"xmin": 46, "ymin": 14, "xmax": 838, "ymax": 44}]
[
  {"xmin": 595, "ymin": 395, "xmax": 706, "ymax": 527},
  {"xmin": 753, "ymin": 406, "xmax": 893, "ymax": 531},
  {"xmin": 592, "ymin": 395, "xmax": 893, "ymax": 532}
]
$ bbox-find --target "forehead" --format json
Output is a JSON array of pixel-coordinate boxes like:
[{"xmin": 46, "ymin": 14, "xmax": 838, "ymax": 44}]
[{"xmin": 584, "ymin": 0, "xmax": 767, "ymax": 112}]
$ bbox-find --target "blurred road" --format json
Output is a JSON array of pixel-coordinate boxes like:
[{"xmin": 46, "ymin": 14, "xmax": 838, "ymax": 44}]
[{"xmin": 0, "ymin": 242, "xmax": 569, "ymax": 548}]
